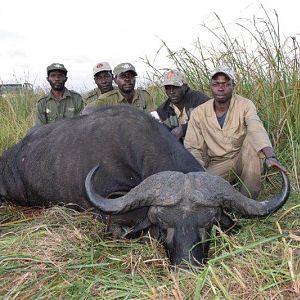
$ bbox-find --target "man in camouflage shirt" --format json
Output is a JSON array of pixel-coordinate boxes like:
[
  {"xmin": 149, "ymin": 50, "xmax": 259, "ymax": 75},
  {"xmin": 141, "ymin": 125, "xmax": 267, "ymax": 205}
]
[
  {"xmin": 83, "ymin": 62, "xmax": 115, "ymax": 104},
  {"xmin": 35, "ymin": 63, "xmax": 83, "ymax": 125},
  {"xmin": 82, "ymin": 63, "xmax": 156, "ymax": 114}
]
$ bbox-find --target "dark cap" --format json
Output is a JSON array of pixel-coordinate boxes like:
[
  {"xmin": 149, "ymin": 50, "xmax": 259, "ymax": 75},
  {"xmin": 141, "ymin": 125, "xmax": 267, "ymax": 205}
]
[{"xmin": 47, "ymin": 63, "xmax": 68, "ymax": 75}]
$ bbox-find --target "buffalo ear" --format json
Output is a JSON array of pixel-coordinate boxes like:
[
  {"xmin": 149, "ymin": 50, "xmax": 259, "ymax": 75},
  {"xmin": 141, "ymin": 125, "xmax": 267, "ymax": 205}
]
[{"xmin": 124, "ymin": 217, "xmax": 152, "ymax": 238}]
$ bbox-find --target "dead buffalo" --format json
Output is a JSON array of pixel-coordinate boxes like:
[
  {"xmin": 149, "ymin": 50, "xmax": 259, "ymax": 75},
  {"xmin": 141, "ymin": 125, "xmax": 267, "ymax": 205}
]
[{"xmin": 0, "ymin": 105, "xmax": 290, "ymax": 266}]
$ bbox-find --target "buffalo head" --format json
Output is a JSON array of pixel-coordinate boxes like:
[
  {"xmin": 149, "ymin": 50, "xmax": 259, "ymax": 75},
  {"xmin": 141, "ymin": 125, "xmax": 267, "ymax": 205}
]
[{"xmin": 85, "ymin": 166, "xmax": 290, "ymax": 267}]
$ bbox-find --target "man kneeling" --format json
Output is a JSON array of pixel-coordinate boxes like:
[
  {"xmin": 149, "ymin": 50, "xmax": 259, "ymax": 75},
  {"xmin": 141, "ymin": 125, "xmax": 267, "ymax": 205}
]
[{"xmin": 184, "ymin": 65, "xmax": 287, "ymax": 198}]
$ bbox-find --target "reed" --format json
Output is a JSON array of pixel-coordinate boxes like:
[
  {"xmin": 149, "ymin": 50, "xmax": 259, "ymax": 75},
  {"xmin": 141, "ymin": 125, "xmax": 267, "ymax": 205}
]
[{"xmin": 0, "ymin": 90, "xmax": 36, "ymax": 152}]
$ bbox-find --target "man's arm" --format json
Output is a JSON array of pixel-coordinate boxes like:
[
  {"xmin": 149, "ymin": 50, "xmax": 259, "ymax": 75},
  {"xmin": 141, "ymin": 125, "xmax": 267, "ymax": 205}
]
[
  {"xmin": 142, "ymin": 90, "xmax": 157, "ymax": 112},
  {"xmin": 176, "ymin": 89, "xmax": 209, "ymax": 139},
  {"xmin": 184, "ymin": 111, "xmax": 206, "ymax": 167},
  {"xmin": 244, "ymin": 100, "xmax": 287, "ymax": 174},
  {"xmin": 34, "ymin": 102, "xmax": 47, "ymax": 125},
  {"xmin": 244, "ymin": 100, "xmax": 272, "ymax": 151},
  {"xmin": 75, "ymin": 94, "xmax": 84, "ymax": 115}
]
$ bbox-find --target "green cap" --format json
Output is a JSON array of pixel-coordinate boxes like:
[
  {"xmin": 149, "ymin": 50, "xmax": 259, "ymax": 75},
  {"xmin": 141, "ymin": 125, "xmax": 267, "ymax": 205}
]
[
  {"xmin": 113, "ymin": 63, "xmax": 137, "ymax": 76},
  {"xmin": 162, "ymin": 70, "xmax": 186, "ymax": 86},
  {"xmin": 47, "ymin": 63, "xmax": 68, "ymax": 75}
]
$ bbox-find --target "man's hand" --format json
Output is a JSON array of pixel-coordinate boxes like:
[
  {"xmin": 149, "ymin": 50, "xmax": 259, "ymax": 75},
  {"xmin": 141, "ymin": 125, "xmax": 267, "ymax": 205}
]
[
  {"xmin": 171, "ymin": 126, "xmax": 184, "ymax": 140},
  {"xmin": 265, "ymin": 157, "xmax": 288, "ymax": 174}
]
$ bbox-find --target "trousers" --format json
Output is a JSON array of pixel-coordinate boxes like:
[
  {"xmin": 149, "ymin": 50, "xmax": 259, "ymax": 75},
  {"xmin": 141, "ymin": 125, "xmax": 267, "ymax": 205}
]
[{"xmin": 206, "ymin": 137, "xmax": 264, "ymax": 199}]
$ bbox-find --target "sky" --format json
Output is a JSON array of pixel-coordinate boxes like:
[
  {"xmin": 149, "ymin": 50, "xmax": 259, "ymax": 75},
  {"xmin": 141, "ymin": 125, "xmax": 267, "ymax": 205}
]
[{"xmin": 0, "ymin": 0, "xmax": 299, "ymax": 92}]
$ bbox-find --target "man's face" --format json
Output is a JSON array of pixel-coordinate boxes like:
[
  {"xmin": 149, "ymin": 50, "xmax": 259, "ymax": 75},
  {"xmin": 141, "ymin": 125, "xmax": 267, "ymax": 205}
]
[
  {"xmin": 115, "ymin": 71, "xmax": 136, "ymax": 93},
  {"xmin": 210, "ymin": 74, "xmax": 234, "ymax": 104},
  {"xmin": 164, "ymin": 85, "xmax": 187, "ymax": 104},
  {"xmin": 47, "ymin": 70, "xmax": 67, "ymax": 91},
  {"xmin": 94, "ymin": 71, "xmax": 113, "ymax": 93}
]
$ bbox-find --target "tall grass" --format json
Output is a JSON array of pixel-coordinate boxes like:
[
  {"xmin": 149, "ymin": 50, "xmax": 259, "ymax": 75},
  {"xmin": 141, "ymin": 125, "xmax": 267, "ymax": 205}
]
[
  {"xmin": 0, "ymin": 90, "xmax": 37, "ymax": 152},
  {"xmin": 144, "ymin": 6, "xmax": 300, "ymax": 191}
]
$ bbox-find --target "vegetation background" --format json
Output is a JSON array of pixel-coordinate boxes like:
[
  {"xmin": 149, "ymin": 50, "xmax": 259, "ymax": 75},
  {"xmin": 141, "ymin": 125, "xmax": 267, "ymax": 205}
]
[{"xmin": 0, "ymin": 8, "xmax": 299, "ymax": 299}]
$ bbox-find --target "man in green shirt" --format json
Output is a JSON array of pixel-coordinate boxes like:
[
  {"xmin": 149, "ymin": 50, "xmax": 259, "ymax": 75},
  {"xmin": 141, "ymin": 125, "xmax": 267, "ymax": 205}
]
[
  {"xmin": 83, "ymin": 62, "xmax": 115, "ymax": 104},
  {"xmin": 35, "ymin": 63, "xmax": 83, "ymax": 125},
  {"xmin": 82, "ymin": 62, "xmax": 156, "ymax": 114}
]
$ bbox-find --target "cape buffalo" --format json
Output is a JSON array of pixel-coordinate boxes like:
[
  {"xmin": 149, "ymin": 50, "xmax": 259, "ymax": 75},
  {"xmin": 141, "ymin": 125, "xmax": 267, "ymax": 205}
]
[{"xmin": 0, "ymin": 105, "xmax": 290, "ymax": 266}]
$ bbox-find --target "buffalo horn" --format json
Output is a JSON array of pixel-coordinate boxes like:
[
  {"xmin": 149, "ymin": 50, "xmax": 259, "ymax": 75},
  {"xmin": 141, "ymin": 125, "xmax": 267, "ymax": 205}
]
[
  {"xmin": 191, "ymin": 170, "xmax": 290, "ymax": 217},
  {"xmin": 85, "ymin": 166, "xmax": 185, "ymax": 214}
]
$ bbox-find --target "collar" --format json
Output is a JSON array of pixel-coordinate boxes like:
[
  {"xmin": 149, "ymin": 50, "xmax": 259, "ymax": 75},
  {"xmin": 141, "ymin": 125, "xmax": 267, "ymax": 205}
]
[
  {"xmin": 117, "ymin": 90, "xmax": 138, "ymax": 104},
  {"xmin": 207, "ymin": 93, "xmax": 236, "ymax": 117},
  {"xmin": 48, "ymin": 88, "xmax": 71, "ymax": 101}
]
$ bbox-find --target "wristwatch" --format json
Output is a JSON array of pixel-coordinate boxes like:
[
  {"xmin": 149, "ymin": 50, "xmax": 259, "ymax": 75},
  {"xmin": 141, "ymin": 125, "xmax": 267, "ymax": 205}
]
[{"xmin": 265, "ymin": 156, "xmax": 277, "ymax": 161}]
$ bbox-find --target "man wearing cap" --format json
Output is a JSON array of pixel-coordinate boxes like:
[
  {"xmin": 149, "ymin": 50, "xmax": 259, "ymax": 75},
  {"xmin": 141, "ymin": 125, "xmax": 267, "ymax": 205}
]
[
  {"xmin": 83, "ymin": 62, "xmax": 115, "ymax": 104},
  {"xmin": 35, "ymin": 63, "xmax": 83, "ymax": 125},
  {"xmin": 82, "ymin": 62, "xmax": 156, "ymax": 114},
  {"xmin": 184, "ymin": 65, "xmax": 287, "ymax": 198},
  {"xmin": 156, "ymin": 69, "xmax": 209, "ymax": 142}
]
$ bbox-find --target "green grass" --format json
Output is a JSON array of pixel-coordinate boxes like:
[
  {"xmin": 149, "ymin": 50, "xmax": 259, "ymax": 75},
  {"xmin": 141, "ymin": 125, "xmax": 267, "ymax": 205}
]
[
  {"xmin": 0, "ymin": 90, "xmax": 37, "ymax": 152},
  {"xmin": 1, "ymin": 5, "xmax": 300, "ymax": 299}
]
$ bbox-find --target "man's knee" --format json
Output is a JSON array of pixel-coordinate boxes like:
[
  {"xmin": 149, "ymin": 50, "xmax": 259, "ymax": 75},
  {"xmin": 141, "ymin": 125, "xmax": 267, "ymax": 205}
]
[{"xmin": 207, "ymin": 159, "xmax": 236, "ymax": 182}]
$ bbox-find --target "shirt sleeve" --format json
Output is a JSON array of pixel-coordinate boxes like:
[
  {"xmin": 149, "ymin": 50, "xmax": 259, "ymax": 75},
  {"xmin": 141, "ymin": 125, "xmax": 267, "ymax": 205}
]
[
  {"xmin": 143, "ymin": 90, "xmax": 157, "ymax": 112},
  {"xmin": 75, "ymin": 94, "xmax": 84, "ymax": 115},
  {"xmin": 244, "ymin": 101, "xmax": 272, "ymax": 152},
  {"xmin": 35, "ymin": 102, "xmax": 47, "ymax": 125},
  {"xmin": 184, "ymin": 110, "xmax": 207, "ymax": 166}
]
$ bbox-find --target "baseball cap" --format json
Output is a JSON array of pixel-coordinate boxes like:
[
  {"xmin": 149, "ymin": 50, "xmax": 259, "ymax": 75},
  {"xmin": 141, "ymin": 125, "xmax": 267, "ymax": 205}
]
[
  {"xmin": 162, "ymin": 70, "xmax": 186, "ymax": 87},
  {"xmin": 113, "ymin": 63, "xmax": 137, "ymax": 76},
  {"xmin": 47, "ymin": 63, "xmax": 68, "ymax": 75},
  {"xmin": 210, "ymin": 65, "xmax": 235, "ymax": 81},
  {"xmin": 93, "ymin": 62, "xmax": 112, "ymax": 76}
]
